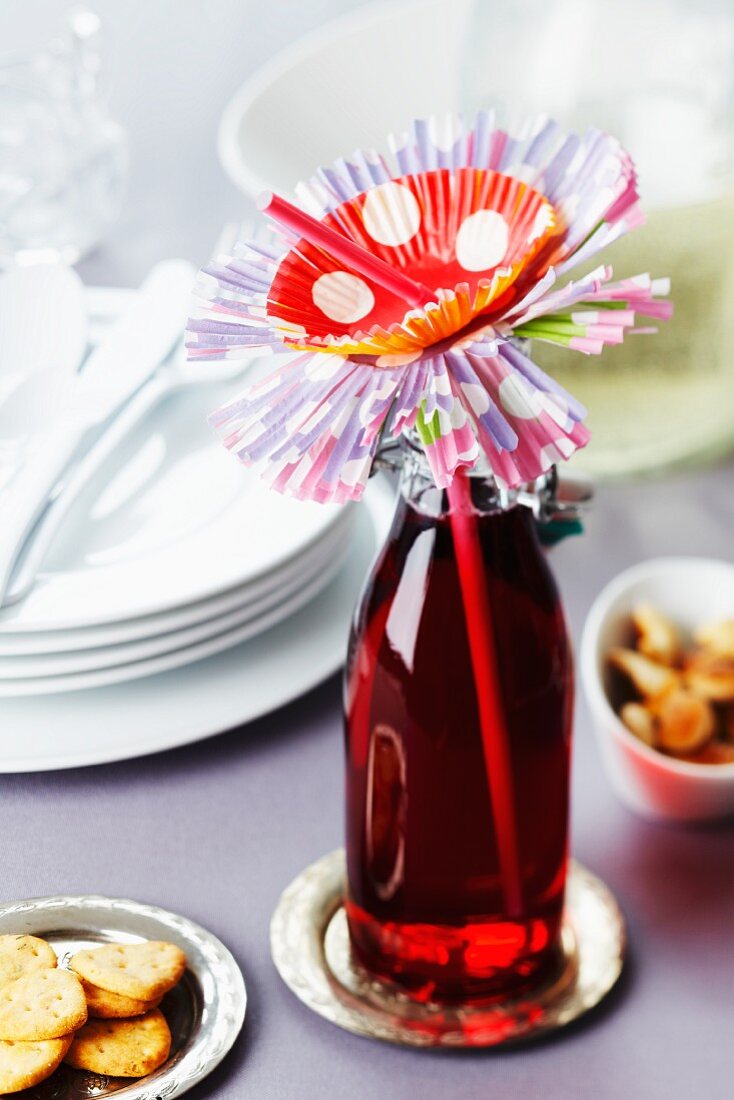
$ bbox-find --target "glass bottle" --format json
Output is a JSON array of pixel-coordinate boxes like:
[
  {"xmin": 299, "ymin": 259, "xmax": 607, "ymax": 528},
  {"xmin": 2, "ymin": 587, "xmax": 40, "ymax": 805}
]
[{"xmin": 343, "ymin": 445, "xmax": 575, "ymax": 1003}]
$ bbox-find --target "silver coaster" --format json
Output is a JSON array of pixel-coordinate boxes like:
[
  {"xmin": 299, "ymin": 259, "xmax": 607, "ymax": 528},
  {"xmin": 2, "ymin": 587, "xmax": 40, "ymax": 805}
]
[
  {"xmin": 0, "ymin": 894, "xmax": 246, "ymax": 1097},
  {"xmin": 271, "ymin": 850, "xmax": 626, "ymax": 1048}
]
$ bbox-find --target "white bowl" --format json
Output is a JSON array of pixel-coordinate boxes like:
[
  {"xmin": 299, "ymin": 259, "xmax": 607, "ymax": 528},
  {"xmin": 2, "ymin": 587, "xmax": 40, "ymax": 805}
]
[
  {"xmin": 217, "ymin": 0, "xmax": 473, "ymax": 198},
  {"xmin": 580, "ymin": 557, "xmax": 734, "ymax": 824}
]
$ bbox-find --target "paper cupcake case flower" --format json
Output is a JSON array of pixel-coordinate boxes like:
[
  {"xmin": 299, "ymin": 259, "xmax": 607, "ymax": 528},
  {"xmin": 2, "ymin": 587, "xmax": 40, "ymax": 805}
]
[{"xmin": 187, "ymin": 112, "xmax": 671, "ymax": 503}]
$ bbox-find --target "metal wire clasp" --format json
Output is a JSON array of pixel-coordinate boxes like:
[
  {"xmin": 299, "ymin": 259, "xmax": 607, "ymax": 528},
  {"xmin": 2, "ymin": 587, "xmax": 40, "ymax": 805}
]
[{"xmin": 517, "ymin": 467, "xmax": 594, "ymax": 523}]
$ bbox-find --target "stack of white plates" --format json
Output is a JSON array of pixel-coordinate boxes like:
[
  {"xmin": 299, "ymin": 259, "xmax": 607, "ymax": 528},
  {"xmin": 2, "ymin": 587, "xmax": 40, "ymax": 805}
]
[
  {"xmin": 0, "ymin": 284, "xmax": 396, "ymax": 771},
  {"xmin": 0, "ymin": 376, "xmax": 355, "ymax": 697},
  {"xmin": 0, "ymin": 477, "xmax": 392, "ymax": 771}
]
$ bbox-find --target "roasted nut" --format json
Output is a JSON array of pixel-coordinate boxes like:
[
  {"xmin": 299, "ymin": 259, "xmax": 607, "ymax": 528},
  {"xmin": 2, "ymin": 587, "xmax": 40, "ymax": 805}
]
[
  {"xmin": 722, "ymin": 706, "xmax": 734, "ymax": 743},
  {"xmin": 693, "ymin": 619, "xmax": 734, "ymax": 658},
  {"xmin": 683, "ymin": 652, "xmax": 734, "ymax": 703},
  {"xmin": 608, "ymin": 608, "xmax": 734, "ymax": 765},
  {"xmin": 653, "ymin": 689, "xmax": 716, "ymax": 755},
  {"xmin": 619, "ymin": 702, "xmax": 657, "ymax": 747},
  {"xmin": 678, "ymin": 740, "xmax": 734, "ymax": 766},
  {"xmin": 632, "ymin": 602, "xmax": 680, "ymax": 666},
  {"xmin": 608, "ymin": 647, "xmax": 679, "ymax": 700}
]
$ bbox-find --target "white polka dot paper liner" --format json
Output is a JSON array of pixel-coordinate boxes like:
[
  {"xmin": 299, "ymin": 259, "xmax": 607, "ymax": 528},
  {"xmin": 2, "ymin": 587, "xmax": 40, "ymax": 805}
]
[{"xmin": 187, "ymin": 112, "xmax": 672, "ymax": 503}]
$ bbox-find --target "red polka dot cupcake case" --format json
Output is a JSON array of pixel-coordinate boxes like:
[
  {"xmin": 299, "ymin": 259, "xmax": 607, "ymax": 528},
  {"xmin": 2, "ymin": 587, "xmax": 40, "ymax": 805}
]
[
  {"xmin": 187, "ymin": 111, "xmax": 672, "ymax": 503},
  {"xmin": 269, "ymin": 170, "xmax": 555, "ymax": 350}
]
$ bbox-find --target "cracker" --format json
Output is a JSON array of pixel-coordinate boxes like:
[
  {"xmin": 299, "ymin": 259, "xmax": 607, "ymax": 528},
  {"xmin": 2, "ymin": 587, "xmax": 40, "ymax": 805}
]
[
  {"xmin": 0, "ymin": 935, "xmax": 57, "ymax": 989},
  {"xmin": 80, "ymin": 977, "xmax": 161, "ymax": 1020},
  {"xmin": 0, "ymin": 1035, "xmax": 72, "ymax": 1094},
  {"xmin": 70, "ymin": 941, "xmax": 186, "ymax": 1001},
  {"xmin": 0, "ymin": 968, "xmax": 87, "ymax": 1041},
  {"xmin": 64, "ymin": 1009, "xmax": 171, "ymax": 1077}
]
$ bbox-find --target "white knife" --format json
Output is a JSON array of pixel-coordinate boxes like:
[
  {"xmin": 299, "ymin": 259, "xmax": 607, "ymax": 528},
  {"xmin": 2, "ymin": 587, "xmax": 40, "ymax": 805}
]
[{"xmin": 0, "ymin": 259, "xmax": 195, "ymax": 605}]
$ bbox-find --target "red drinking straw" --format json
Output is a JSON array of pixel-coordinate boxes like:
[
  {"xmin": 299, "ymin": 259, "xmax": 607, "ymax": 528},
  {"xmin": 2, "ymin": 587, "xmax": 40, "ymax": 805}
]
[
  {"xmin": 446, "ymin": 469, "xmax": 524, "ymax": 918},
  {"xmin": 257, "ymin": 191, "xmax": 434, "ymax": 309}
]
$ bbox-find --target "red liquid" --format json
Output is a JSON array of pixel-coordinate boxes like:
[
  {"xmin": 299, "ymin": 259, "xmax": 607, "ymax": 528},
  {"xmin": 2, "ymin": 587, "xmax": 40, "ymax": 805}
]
[{"xmin": 344, "ymin": 487, "xmax": 573, "ymax": 1002}]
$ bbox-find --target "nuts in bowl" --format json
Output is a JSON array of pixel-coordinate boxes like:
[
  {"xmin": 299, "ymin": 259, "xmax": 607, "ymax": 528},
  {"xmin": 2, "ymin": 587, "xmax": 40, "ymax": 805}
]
[
  {"xmin": 580, "ymin": 557, "xmax": 734, "ymax": 823},
  {"xmin": 608, "ymin": 604, "xmax": 734, "ymax": 764}
]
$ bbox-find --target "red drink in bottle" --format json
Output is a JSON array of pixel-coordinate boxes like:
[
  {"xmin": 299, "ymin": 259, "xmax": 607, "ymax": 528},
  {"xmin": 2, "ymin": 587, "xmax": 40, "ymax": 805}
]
[{"xmin": 344, "ymin": 455, "xmax": 574, "ymax": 1003}]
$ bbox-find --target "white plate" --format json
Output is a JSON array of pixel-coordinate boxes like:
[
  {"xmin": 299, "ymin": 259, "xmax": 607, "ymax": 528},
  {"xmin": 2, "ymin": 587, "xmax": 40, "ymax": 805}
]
[
  {"xmin": 218, "ymin": 0, "xmax": 471, "ymax": 198},
  {"xmin": 0, "ymin": 373, "xmax": 345, "ymax": 632},
  {"xmin": 0, "ymin": 518, "xmax": 353, "ymax": 680},
  {"xmin": 0, "ymin": 529, "xmax": 354, "ymax": 695},
  {"xmin": 0, "ymin": 506, "xmax": 354, "ymax": 656},
  {"xmin": 0, "ymin": 477, "xmax": 395, "ymax": 769}
]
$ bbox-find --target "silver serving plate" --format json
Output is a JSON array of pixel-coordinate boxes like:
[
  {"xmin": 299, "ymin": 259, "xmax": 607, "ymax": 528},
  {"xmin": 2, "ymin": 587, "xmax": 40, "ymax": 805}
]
[
  {"xmin": 271, "ymin": 850, "xmax": 626, "ymax": 1048},
  {"xmin": 0, "ymin": 895, "xmax": 246, "ymax": 1098}
]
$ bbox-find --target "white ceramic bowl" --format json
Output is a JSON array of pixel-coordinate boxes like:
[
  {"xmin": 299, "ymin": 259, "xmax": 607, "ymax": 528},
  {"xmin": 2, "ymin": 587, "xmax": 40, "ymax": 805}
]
[
  {"xmin": 217, "ymin": 0, "xmax": 473, "ymax": 198},
  {"xmin": 580, "ymin": 557, "xmax": 734, "ymax": 823}
]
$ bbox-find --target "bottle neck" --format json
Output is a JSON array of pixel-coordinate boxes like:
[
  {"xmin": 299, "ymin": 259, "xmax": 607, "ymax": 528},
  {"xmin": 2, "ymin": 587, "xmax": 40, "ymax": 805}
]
[
  {"xmin": 380, "ymin": 430, "xmax": 593, "ymax": 532},
  {"xmin": 398, "ymin": 438, "xmax": 507, "ymax": 520}
]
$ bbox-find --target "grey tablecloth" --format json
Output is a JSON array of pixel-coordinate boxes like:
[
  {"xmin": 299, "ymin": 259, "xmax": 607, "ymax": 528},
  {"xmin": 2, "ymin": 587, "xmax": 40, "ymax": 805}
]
[{"xmin": 2, "ymin": 2, "xmax": 733, "ymax": 1097}]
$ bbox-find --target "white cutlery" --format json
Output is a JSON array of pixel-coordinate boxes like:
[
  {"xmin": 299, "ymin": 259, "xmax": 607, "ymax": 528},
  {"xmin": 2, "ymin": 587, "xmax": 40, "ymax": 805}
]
[
  {"xmin": 0, "ymin": 264, "xmax": 87, "ymax": 401},
  {"xmin": 0, "ymin": 259, "xmax": 195, "ymax": 605},
  {"xmin": 0, "ymin": 265, "xmax": 88, "ymax": 493}
]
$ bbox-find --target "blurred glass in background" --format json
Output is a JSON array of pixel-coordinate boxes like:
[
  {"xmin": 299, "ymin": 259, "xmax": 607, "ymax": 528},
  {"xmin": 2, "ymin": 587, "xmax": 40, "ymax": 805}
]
[
  {"xmin": 463, "ymin": 0, "xmax": 734, "ymax": 478},
  {"xmin": 0, "ymin": 8, "xmax": 127, "ymax": 267}
]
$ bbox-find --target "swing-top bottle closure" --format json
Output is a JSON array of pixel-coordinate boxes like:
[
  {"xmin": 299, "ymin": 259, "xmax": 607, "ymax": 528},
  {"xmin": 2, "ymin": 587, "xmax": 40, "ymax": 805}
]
[{"xmin": 374, "ymin": 430, "xmax": 593, "ymax": 535}]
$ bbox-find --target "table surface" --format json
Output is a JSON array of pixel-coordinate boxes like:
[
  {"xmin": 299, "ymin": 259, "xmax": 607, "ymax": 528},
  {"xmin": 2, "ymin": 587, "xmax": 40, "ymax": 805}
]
[{"xmin": 2, "ymin": 3, "xmax": 734, "ymax": 1098}]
